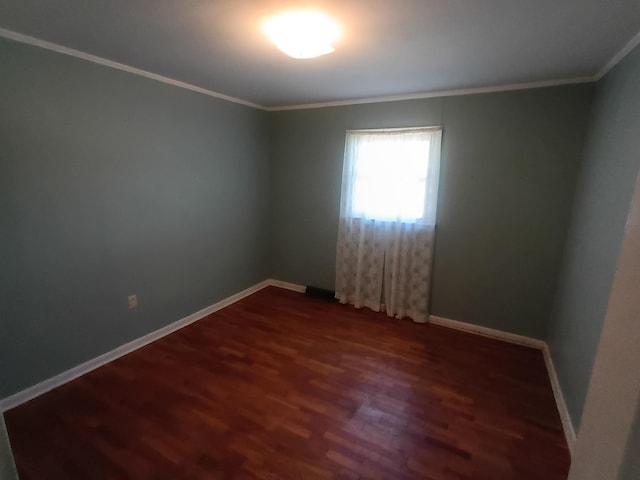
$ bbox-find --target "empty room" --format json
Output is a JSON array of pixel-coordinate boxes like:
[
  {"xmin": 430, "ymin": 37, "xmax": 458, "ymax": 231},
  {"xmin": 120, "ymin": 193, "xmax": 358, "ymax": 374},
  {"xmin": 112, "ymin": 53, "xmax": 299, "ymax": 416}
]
[{"xmin": 1, "ymin": 1, "xmax": 640, "ymax": 479}]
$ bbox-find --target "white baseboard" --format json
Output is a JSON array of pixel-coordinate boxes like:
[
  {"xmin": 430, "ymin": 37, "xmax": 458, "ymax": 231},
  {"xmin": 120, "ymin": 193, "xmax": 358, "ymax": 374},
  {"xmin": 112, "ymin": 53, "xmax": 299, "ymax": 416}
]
[
  {"xmin": 542, "ymin": 344, "xmax": 577, "ymax": 454},
  {"xmin": 261, "ymin": 285, "xmax": 576, "ymax": 454},
  {"xmin": 0, "ymin": 278, "xmax": 576, "ymax": 458},
  {"xmin": 429, "ymin": 314, "xmax": 575, "ymax": 455},
  {"xmin": 428, "ymin": 315, "xmax": 546, "ymax": 349},
  {"xmin": 0, "ymin": 279, "xmax": 271, "ymax": 412},
  {"xmin": 267, "ymin": 279, "xmax": 307, "ymax": 293}
]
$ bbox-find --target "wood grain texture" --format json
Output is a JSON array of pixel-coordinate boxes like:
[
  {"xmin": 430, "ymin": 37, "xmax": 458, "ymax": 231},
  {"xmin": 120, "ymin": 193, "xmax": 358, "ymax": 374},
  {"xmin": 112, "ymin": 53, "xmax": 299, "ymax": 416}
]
[{"xmin": 5, "ymin": 287, "xmax": 570, "ymax": 479}]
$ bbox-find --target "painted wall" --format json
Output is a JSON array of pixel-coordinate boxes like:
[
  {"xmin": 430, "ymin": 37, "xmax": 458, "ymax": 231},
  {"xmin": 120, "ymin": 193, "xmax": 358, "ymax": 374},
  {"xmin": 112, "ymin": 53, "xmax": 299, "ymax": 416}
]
[
  {"xmin": 0, "ymin": 38, "xmax": 270, "ymax": 398},
  {"xmin": 269, "ymin": 85, "xmax": 594, "ymax": 339},
  {"xmin": 619, "ymin": 406, "xmax": 640, "ymax": 480},
  {"xmin": 567, "ymin": 152, "xmax": 640, "ymax": 480},
  {"xmin": 548, "ymin": 44, "xmax": 640, "ymax": 431},
  {"xmin": 0, "ymin": 415, "xmax": 18, "ymax": 480}
]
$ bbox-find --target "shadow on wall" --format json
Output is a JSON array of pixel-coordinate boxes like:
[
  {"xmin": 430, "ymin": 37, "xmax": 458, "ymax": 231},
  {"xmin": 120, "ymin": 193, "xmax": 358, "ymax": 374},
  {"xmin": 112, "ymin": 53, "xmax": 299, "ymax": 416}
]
[{"xmin": 1, "ymin": 414, "xmax": 18, "ymax": 480}]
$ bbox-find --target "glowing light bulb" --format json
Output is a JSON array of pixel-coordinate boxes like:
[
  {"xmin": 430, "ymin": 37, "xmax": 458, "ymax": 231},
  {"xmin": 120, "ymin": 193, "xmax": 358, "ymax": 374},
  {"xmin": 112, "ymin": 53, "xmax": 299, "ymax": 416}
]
[{"xmin": 263, "ymin": 11, "xmax": 341, "ymax": 59}]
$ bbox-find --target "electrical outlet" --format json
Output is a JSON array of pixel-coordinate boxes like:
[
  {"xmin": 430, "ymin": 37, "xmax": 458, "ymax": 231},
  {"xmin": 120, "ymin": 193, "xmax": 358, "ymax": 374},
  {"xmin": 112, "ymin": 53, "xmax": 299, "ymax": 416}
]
[{"xmin": 128, "ymin": 294, "xmax": 138, "ymax": 309}]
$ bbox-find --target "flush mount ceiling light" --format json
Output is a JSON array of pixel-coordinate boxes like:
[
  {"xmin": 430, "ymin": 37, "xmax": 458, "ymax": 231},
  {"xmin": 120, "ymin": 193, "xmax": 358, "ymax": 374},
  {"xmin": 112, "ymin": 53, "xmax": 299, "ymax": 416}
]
[{"xmin": 263, "ymin": 10, "xmax": 340, "ymax": 59}]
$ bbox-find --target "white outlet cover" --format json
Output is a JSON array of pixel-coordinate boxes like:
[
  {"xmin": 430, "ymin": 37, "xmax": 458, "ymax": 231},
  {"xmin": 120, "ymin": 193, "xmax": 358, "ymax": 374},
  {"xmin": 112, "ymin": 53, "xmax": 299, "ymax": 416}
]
[{"xmin": 128, "ymin": 295, "xmax": 138, "ymax": 309}]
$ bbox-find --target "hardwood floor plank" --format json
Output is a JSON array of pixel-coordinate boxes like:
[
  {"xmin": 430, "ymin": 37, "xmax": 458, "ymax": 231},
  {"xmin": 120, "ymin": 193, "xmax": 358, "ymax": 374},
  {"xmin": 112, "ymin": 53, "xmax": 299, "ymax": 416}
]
[{"xmin": 5, "ymin": 287, "xmax": 570, "ymax": 479}]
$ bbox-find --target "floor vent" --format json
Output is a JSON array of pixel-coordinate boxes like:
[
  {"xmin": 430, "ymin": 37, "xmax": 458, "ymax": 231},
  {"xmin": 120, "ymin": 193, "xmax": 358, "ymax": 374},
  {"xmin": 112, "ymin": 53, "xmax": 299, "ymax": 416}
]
[{"xmin": 305, "ymin": 286, "xmax": 337, "ymax": 302}]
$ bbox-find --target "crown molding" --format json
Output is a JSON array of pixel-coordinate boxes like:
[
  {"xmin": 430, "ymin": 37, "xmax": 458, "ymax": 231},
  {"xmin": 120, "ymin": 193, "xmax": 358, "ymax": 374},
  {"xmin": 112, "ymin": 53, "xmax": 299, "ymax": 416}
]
[
  {"xmin": 596, "ymin": 28, "xmax": 640, "ymax": 79},
  {"xmin": 2, "ymin": 24, "xmax": 639, "ymax": 112},
  {"xmin": 264, "ymin": 76, "xmax": 596, "ymax": 111},
  {"xmin": 0, "ymin": 27, "xmax": 267, "ymax": 111}
]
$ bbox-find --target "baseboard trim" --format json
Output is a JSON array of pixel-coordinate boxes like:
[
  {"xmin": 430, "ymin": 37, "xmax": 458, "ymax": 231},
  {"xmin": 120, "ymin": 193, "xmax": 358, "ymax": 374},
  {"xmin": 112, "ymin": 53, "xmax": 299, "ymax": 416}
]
[
  {"xmin": 428, "ymin": 315, "xmax": 546, "ymax": 349},
  {"xmin": 429, "ymin": 314, "xmax": 575, "ymax": 454},
  {"xmin": 0, "ymin": 278, "xmax": 577, "ymax": 457},
  {"xmin": 260, "ymin": 282, "xmax": 576, "ymax": 453},
  {"xmin": 267, "ymin": 279, "xmax": 307, "ymax": 293},
  {"xmin": 542, "ymin": 344, "xmax": 577, "ymax": 454},
  {"xmin": 0, "ymin": 280, "xmax": 271, "ymax": 412}
]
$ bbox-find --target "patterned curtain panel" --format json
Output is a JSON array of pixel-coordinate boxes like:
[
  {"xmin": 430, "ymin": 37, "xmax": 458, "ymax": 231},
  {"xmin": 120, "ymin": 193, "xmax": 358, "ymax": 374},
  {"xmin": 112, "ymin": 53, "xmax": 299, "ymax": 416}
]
[
  {"xmin": 383, "ymin": 222, "xmax": 436, "ymax": 322},
  {"xmin": 335, "ymin": 127, "xmax": 442, "ymax": 323},
  {"xmin": 335, "ymin": 217, "xmax": 386, "ymax": 311}
]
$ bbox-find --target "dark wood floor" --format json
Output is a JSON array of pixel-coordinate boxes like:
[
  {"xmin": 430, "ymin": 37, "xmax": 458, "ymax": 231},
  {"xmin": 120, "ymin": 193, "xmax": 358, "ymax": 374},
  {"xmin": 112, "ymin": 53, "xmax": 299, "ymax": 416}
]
[{"xmin": 5, "ymin": 287, "xmax": 570, "ymax": 480}]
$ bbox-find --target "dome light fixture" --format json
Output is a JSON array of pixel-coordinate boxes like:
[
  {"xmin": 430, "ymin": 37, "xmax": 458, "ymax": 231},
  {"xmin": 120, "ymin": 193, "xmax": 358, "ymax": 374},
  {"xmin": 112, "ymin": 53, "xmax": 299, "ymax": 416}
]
[{"xmin": 263, "ymin": 10, "xmax": 340, "ymax": 59}]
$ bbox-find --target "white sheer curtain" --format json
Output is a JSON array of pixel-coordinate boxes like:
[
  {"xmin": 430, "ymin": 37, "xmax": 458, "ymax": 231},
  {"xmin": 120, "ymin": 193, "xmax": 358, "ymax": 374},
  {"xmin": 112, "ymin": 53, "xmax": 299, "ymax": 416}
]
[{"xmin": 335, "ymin": 127, "xmax": 442, "ymax": 323}]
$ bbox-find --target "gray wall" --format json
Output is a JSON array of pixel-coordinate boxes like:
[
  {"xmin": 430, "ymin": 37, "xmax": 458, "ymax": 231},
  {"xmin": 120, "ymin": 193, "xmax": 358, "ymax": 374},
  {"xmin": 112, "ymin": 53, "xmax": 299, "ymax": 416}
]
[
  {"xmin": 567, "ymin": 152, "xmax": 640, "ymax": 480},
  {"xmin": 0, "ymin": 415, "xmax": 18, "ymax": 480},
  {"xmin": 548, "ymin": 44, "xmax": 640, "ymax": 431},
  {"xmin": 0, "ymin": 38, "xmax": 270, "ymax": 398},
  {"xmin": 619, "ymin": 406, "xmax": 640, "ymax": 480},
  {"xmin": 269, "ymin": 85, "xmax": 594, "ymax": 339}
]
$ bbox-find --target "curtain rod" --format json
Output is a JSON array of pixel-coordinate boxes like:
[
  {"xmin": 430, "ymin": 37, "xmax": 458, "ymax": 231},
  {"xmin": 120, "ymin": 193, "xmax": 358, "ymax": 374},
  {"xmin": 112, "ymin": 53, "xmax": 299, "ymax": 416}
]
[{"xmin": 346, "ymin": 126, "xmax": 442, "ymax": 134}]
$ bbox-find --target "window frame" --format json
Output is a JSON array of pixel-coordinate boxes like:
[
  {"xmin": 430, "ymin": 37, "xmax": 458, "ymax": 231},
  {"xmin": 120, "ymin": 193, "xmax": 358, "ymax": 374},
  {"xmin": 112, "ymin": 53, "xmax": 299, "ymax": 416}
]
[{"xmin": 340, "ymin": 126, "xmax": 443, "ymax": 225}]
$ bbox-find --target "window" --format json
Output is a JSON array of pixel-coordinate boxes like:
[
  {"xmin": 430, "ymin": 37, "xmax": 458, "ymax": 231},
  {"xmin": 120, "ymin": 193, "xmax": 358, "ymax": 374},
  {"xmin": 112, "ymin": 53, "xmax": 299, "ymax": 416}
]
[
  {"xmin": 340, "ymin": 127, "xmax": 442, "ymax": 224},
  {"xmin": 336, "ymin": 126, "xmax": 443, "ymax": 321}
]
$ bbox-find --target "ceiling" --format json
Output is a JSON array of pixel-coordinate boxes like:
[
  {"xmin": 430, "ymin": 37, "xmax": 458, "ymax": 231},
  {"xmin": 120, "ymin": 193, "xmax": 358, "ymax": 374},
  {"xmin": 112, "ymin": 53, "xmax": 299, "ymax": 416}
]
[{"xmin": 1, "ymin": 0, "xmax": 640, "ymax": 108}]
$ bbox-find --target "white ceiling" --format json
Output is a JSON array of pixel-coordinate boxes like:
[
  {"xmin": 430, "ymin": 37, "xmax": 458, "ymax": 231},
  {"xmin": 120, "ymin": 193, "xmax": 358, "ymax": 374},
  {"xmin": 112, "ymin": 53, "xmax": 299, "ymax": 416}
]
[{"xmin": 1, "ymin": 0, "xmax": 640, "ymax": 108}]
